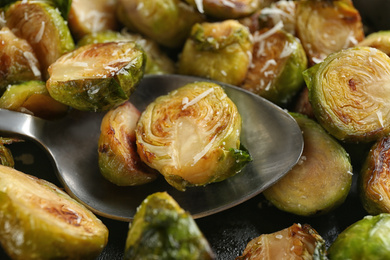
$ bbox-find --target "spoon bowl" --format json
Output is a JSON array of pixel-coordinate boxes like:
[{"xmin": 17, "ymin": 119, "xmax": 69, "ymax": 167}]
[{"xmin": 0, "ymin": 74, "xmax": 303, "ymax": 221}]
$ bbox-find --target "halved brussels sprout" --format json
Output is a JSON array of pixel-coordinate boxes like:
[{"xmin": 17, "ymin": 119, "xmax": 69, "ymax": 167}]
[
  {"xmin": 67, "ymin": 0, "xmax": 119, "ymax": 40},
  {"xmin": 263, "ymin": 113, "xmax": 352, "ymax": 216},
  {"xmin": 358, "ymin": 31, "xmax": 390, "ymax": 56},
  {"xmin": 240, "ymin": 26, "xmax": 307, "ymax": 106},
  {"xmin": 98, "ymin": 101, "xmax": 158, "ymax": 186},
  {"xmin": 184, "ymin": 0, "xmax": 260, "ymax": 19},
  {"xmin": 0, "ymin": 27, "xmax": 42, "ymax": 92},
  {"xmin": 78, "ymin": 30, "xmax": 176, "ymax": 75},
  {"xmin": 359, "ymin": 136, "xmax": 390, "ymax": 215},
  {"xmin": 296, "ymin": 0, "xmax": 364, "ymax": 65},
  {"xmin": 0, "ymin": 137, "xmax": 21, "ymax": 167},
  {"xmin": 303, "ymin": 47, "xmax": 390, "ymax": 143},
  {"xmin": 0, "ymin": 165, "xmax": 109, "ymax": 259},
  {"xmin": 328, "ymin": 213, "xmax": 390, "ymax": 259},
  {"xmin": 0, "ymin": 81, "xmax": 68, "ymax": 119},
  {"xmin": 135, "ymin": 82, "xmax": 251, "ymax": 191},
  {"xmin": 124, "ymin": 192, "xmax": 215, "ymax": 260},
  {"xmin": 258, "ymin": 0, "xmax": 297, "ymax": 35},
  {"xmin": 237, "ymin": 223, "xmax": 327, "ymax": 259},
  {"xmin": 4, "ymin": 1, "xmax": 75, "ymax": 79},
  {"xmin": 116, "ymin": 0, "xmax": 205, "ymax": 48},
  {"xmin": 178, "ymin": 20, "xmax": 253, "ymax": 86},
  {"xmin": 46, "ymin": 41, "xmax": 146, "ymax": 112}
]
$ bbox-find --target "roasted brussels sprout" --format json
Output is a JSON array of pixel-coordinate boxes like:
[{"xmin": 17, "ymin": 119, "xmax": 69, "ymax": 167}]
[
  {"xmin": 358, "ymin": 31, "xmax": 390, "ymax": 56},
  {"xmin": 178, "ymin": 20, "xmax": 253, "ymax": 86},
  {"xmin": 240, "ymin": 24, "xmax": 307, "ymax": 106},
  {"xmin": 46, "ymin": 41, "xmax": 146, "ymax": 112},
  {"xmin": 67, "ymin": 0, "xmax": 119, "ymax": 40},
  {"xmin": 0, "ymin": 165, "xmax": 109, "ymax": 259},
  {"xmin": 116, "ymin": 0, "xmax": 204, "ymax": 48},
  {"xmin": 4, "ymin": 1, "xmax": 75, "ymax": 79},
  {"xmin": 263, "ymin": 113, "xmax": 352, "ymax": 216},
  {"xmin": 236, "ymin": 223, "xmax": 327, "ymax": 259},
  {"xmin": 258, "ymin": 0, "xmax": 297, "ymax": 35},
  {"xmin": 124, "ymin": 192, "xmax": 215, "ymax": 260},
  {"xmin": 136, "ymin": 82, "xmax": 252, "ymax": 191},
  {"xmin": 78, "ymin": 30, "xmax": 175, "ymax": 75},
  {"xmin": 296, "ymin": 0, "xmax": 364, "ymax": 65},
  {"xmin": 184, "ymin": 0, "xmax": 260, "ymax": 19},
  {"xmin": 0, "ymin": 81, "xmax": 68, "ymax": 119},
  {"xmin": 303, "ymin": 46, "xmax": 390, "ymax": 143},
  {"xmin": 0, "ymin": 27, "xmax": 42, "ymax": 92},
  {"xmin": 359, "ymin": 136, "xmax": 390, "ymax": 215},
  {"xmin": 328, "ymin": 213, "xmax": 390, "ymax": 259},
  {"xmin": 98, "ymin": 101, "xmax": 158, "ymax": 186},
  {"xmin": 0, "ymin": 137, "xmax": 21, "ymax": 167}
]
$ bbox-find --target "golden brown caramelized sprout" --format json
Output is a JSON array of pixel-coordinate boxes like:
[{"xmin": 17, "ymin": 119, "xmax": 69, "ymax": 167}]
[
  {"xmin": 135, "ymin": 82, "xmax": 251, "ymax": 191},
  {"xmin": 184, "ymin": 0, "xmax": 260, "ymax": 19},
  {"xmin": 241, "ymin": 25, "xmax": 307, "ymax": 106},
  {"xmin": 0, "ymin": 81, "xmax": 68, "ymax": 119},
  {"xmin": 46, "ymin": 41, "xmax": 146, "ymax": 112},
  {"xmin": 296, "ymin": 0, "xmax": 364, "ymax": 65},
  {"xmin": 358, "ymin": 31, "xmax": 390, "ymax": 56},
  {"xmin": 4, "ymin": 1, "xmax": 75, "ymax": 79},
  {"xmin": 263, "ymin": 113, "xmax": 352, "ymax": 216},
  {"xmin": 0, "ymin": 165, "xmax": 109, "ymax": 259},
  {"xmin": 116, "ymin": 0, "xmax": 205, "ymax": 48},
  {"xmin": 303, "ymin": 47, "xmax": 390, "ymax": 142},
  {"xmin": 98, "ymin": 101, "xmax": 158, "ymax": 186},
  {"xmin": 78, "ymin": 30, "xmax": 176, "ymax": 75},
  {"xmin": 68, "ymin": 0, "xmax": 119, "ymax": 40},
  {"xmin": 0, "ymin": 27, "xmax": 42, "ymax": 92},
  {"xmin": 236, "ymin": 223, "xmax": 327, "ymax": 259},
  {"xmin": 178, "ymin": 19, "xmax": 253, "ymax": 86},
  {"xmin": 360, "ymin": 136, "xmax": 390, "ymax": 215},
  {"xmin": 328, "ymin": 214, "xmax": 390, "ymax": 260},
  {"xmin": 124, "ymin": 192, "xmax": 215, "ymax": 260}
]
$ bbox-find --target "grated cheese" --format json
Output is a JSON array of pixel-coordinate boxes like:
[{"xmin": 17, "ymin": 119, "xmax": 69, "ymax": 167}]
[
  {"xmin": 34, "ymin": 21, "xmax": 45, "ymax": 43},
  {"xmin": 182, "ymin": 88, "xmax": 214, "ymax": 110}
]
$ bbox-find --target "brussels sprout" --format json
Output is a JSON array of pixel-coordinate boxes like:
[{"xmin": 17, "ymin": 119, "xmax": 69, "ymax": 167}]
[
  {"xmin": 124, "ymin": 192, "xmax": 215, "ymax": 260},
  {"xmin": 1, "ymin": 1, "xmax": 72, "ymax": 19},
  {"xmin": 46, "ymin": 41, "xmax": 146, "ymax": 112},
  {"xmin": 0, "ymin": 27, "xmax": 42, "ymax": 92},
  {"xmin": 0, "ymin": 137, "xmax": 22, "ymax": 167},
  {"xmin": 116, "ymin": 0, "xmax": 204, "ymax": 48},
  {"xmin": 358, "ymin": 31, "xmax": 390, "ymax": 56},
  {"xmin": 178, "ymin": 20, "xmax": 253, "ymax": 86},
  {"xmin": 98, "ymin": 101, "xmax": 159, "ymax": 186},
  {"xmin": 78, "ymin": 30, "xmax": 176, "ymax": 75},
  {"xmin": 328, "ymin": 213, "xmax": 390, "ymax": 259},
  {"xmin": 296, "ymin": 0, "xmax": 364, "ymax": 65},
  {"xmin": 359, "ymin": 136, "xmax": 390, "ymax": 215},
  {"xmin": 263, "ymin": 113, "xmax": 352, "ymax": 216},
  {"xmin": 258, "ymin": 0, "xmax": 297, "ymax": 35},
  {"xmin": 67, "ymin": 0, "xmax": 119, "ymax": 40},
  {"xmin": 184, "ymin": 0, "xmax": 260, "ymax": 19},
  {"xmin": 0, "ymin": 165, "xmax": 109, "ymax": 259},
  {"xmin": 4, "ymin": 1, "xmax": 75, "ymax": 79},
  {"xmin": 240, "ymin": 25, "xmax": 307, "ymax": 106},
  {"xmin": 237, "ymin": 223, "xmax": 327, "ymax": 259},
  {"xmin": 303, "ymin": 47, "xmax": 390, "ymax": 143},
  {"xmin": 0, "ymin": 81, "xmax": 68, "ymax": 119},
  {"xmin": 136, "ymin": 82, "xmax": 252, "ymax": 191}
]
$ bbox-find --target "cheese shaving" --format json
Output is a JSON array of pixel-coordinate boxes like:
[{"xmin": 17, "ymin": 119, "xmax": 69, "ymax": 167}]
[
  {"xmin": 253, "ymin": 21, "xmax": 284, "ymax": 43},
  {"xmin": 34, "ymin": 21, "xmax": 45, "ymax": 43},
  {"xmin": 23, "ymin": 52, "xmax": 41, "ymax": 77},
  {"xmin": 194, "ymin": 0, "xmax": 204, "ymax": 13},
  {"xmin": 182, "ymin": 88, "xmax": 214, "ymax": 110}
]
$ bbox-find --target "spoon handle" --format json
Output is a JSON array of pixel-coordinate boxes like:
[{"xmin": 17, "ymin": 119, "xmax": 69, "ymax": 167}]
[{"xmin": 0, "ymin": 109, "xmax": 45, "ymax": 141}]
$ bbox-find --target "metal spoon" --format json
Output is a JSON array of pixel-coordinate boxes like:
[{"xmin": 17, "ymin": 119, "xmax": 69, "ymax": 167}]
[{"xmin": 0, "ymin": 74, "xmax": 303, "ymax": 221}]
